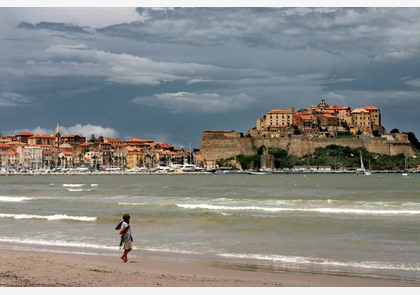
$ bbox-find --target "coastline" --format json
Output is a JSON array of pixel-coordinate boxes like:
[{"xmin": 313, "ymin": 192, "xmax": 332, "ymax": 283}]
[
  {"xmin": 0, "ymin": 169, "xmax": 418, "ymax": 176},
  {"xmin": 1, "ymin": 248, "xmax": 419, "ymax": 287}
]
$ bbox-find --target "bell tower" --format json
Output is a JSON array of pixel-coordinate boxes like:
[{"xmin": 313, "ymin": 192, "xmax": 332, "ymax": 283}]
[{"xmin": 55, "ymin": 123, "xmax": 61, "ymax": 149}]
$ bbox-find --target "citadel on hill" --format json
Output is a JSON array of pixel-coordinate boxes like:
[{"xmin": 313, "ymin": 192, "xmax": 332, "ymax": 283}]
[{"xmin": 198, "ymin": 98, "xmax": 415, "ymax": 169}]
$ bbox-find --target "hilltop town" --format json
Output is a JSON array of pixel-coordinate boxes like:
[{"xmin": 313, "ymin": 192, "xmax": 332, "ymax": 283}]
[
  {"xmin": 0, "ymin": 98, "xmax": 418, "ymax": 174},
  {"xmin": 251, "ymin": 98, "xmax": 384, "ymax": 139},
  {"xmin": 199, "ymin": 99, "xmax": 417, "ymax": 170}
]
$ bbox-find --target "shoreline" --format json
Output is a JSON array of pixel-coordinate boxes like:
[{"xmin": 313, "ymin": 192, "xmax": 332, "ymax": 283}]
[
  {"xmin": 0, "ymin": 170, "xmax": 418, "ymax": 176},
  {"xmin": 1, "ymin": 248, "xmax": 419, "ymax": 287}
]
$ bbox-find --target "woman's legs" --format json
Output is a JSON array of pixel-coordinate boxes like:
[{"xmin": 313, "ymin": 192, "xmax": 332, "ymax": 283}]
[{"xmin": 121, "ymin": 248, "xmax": 131, "ymax": 262}]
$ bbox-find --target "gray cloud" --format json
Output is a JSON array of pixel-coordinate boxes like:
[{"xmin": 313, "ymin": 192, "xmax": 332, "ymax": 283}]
[
  {"xmin": 97, "ymin": 8, "xmax": 419, "ymax": 61},
  {"xmin": 12, "ymin": 124, "xmax": 119, "ymax": 139},
  {"xmin": 17, "ymin": 21, "xmax": 93, "ymax": 35},
  {"xmin": 0, "ymin": 92, "xmax": 32, "ymax": 107},
  {"xmin": 1, "ymin": 7, "xmax": 419, "ymax": 148},
  {"xmin": 5, "ymin": 43, "xmax": 257, "ymax": 87},
  {"xmin": 403, "ymin": 78, "xmax": 420, "ymax": 88},
  {"xmin": 132, "ymin": 92, "xmax": 256, "ymax": 114}
]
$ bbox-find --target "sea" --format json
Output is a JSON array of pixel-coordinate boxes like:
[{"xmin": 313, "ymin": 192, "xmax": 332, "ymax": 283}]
[{"xmin": 1, "ymin": 173, "xmax": 419, "ymax": 283}]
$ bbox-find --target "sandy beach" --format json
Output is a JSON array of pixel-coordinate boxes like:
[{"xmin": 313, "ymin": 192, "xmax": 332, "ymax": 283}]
[{"xmin": 1, "ymin": 248, "xmax": 419, "ymax": 288}]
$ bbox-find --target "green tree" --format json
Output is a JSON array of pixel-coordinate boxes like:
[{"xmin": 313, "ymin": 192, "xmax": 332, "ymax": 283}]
[
  {"xmin": 236, "ymin": 154, "xmax": 261, "ymax": 170},
  {"xmin": 340, "ymin": 120, "xmax": 350, "ymax": 131},
  {"xmin": 293, "ymin": 125, "xmax": 301, "ymax": 135},
  {"xmin": 405, "ymin": 132, "xmax": 420, "ymax": 150}
]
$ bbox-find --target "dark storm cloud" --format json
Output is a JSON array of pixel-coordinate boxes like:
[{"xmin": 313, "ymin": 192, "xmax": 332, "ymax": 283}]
[
  {"xmin": 3, "ymin": 42, "xmax": 266, "ymax": 89},
  {"xmin": 97, "ymin": 8, "xmax": 418, "ymax": 60},
  {"xmin": 17, "ymin": 21, "xmax": 93, "ymax": 34},
  {"xmin": 132, "ymin": 92, "xmax": 256, "ymax": 114},
  {"xmin": 95, "ymin": 7, "xmax": 420, "ymax": 96},
  {"xmin": 1, "ymin": 7, "xmax": 419, "ymax": 148}
]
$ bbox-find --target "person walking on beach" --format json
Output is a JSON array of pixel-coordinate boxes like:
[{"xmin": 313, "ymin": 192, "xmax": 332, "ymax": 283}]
[{"xmin": 119, "ymin": 213, "xmax": 133, "ymax": 263}]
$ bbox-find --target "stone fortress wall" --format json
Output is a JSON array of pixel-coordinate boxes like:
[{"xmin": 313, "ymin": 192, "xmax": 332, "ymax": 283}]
[{"xmin": 199, "ymin": 130, "xmax": 414, "ymax": 162}]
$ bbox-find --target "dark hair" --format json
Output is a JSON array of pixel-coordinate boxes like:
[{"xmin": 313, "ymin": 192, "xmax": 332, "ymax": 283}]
[{"xmin": 123, "ymin": 213, "xmax": 130, "ymax": 221}]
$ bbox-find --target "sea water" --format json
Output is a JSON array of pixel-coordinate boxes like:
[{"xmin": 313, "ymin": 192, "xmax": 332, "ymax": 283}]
[{"xmin": 1, "ymin": 173, "xmax": 419, "ymax": 282}]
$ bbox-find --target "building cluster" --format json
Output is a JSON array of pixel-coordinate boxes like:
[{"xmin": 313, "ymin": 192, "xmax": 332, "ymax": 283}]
[
  {"xmin": 0, "ymin": 98, "xmax": 391, "ymax": 172},
  {"xmin": 0, "ymin": 124, "xmax": 194, "ymax": 171},
  {"xmin": 249, "ymin": 99, "xmax": 385, "ymax": 138}
]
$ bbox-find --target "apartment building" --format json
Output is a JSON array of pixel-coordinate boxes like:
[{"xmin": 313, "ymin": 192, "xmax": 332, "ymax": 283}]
[
  {"xmin": 364, "ymin": 106, "xmax": 382, "ymax": 126},
  {"xmin": 325, "ymin": 105, "xmax": 352, "ymax": 126},
  {"xmin": 27, "ymin": 134, "xmax": 55, "ymax": 146},
  {"xmin": 61, "ymin": 135, "xmax": 86, "ymax": 147},
  {"xmin": 256, "ymin": 107, "xmax": 295, "ymax": 137},
  {"xmin": 17, "ymin": 146, "xmax": 43, "ymax": 169}
]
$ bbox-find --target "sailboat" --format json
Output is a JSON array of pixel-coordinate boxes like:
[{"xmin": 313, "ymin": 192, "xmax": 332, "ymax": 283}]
[
  {"xmin": 402, "ymin": 155, "xmax": 409, "ymax": 177},
  {"xmin": 356, "ymin": 151, "xmax": 370, "ymax": 176},
  {"xmin": 365, "ymin": 158, "xmax": 372, "ymax": 175}
]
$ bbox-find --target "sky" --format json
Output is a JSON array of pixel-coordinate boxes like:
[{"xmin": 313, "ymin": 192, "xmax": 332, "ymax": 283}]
[{"xmin": 1, "ymin": 2, "xmax": 419, "ymax": 150}]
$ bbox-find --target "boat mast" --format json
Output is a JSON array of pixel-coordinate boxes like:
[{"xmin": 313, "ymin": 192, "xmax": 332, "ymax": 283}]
[{"xmin": 360, "ymin": 151, "xmax": 365, "ymax": 171}]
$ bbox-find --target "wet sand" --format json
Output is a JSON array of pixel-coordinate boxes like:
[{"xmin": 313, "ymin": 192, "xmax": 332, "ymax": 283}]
[{"xmin": 1, "ymin": 248, "xmax": 419, "ymax": 288}]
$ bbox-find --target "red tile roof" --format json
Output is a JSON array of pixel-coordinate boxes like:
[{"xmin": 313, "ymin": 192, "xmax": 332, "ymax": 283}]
[
  {"xmin": 351, "ymin": 108, "xmax": 369, "ymax": 113},
  {"xmin": 325, "ymin": 105, "xmax": 350, "ymax": 110},
  {"xmin": 364, "ymin": 106, "xmax": 379, "ymax": 110},
  {"xmin": 30, "ymin": 134, "xmax": 55, "ymax": 138},
  {"xmin": 322, "ymin": 114, "xmax": 337, "ymax": 118},
  {"xmin": 269, "ymin": 109, "xmax": 293, "ymax": 113},
  {"xmin": 106, "ymin": 138, "xmax": 122, "ymax": 143},
  {"xmin": 125, "ymin": 138, "xmax": 150, "ymax": 143},
  {"xmin": 300, "ymin": 115, "xmax": 313, "ymax": 120},
  {"xmin": 16, "ymin": 132, "xmax": 34, "ymax": 136}
]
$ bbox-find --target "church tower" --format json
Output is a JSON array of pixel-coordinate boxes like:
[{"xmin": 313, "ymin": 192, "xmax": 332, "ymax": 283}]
[{"xmin": 55, "ymin": 123, "xmax": 61, "ymax": 149}]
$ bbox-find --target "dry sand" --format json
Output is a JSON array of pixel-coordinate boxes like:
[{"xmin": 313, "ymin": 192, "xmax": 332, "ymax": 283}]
[{"xmin": 1, "ymin": 248, "xmax": 419, "ymax": 288}]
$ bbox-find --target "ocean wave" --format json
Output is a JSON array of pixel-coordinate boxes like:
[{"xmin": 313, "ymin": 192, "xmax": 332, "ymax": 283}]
[
  {"xmin": 0, "ymin": 213, "xmax": 96, "ymax": 222},
  {"xmin": 288, "ymin": 199, "xmax": 420, "ymax": 208},
  {"xmin": 121, "ymin": 243, "xmax": 420, "ymax": 273},
  {"xmin": 0, "ymin": 237, "xmax": 115, "ymax": 251},
  {"xmin": 0, "ymin": 196, "xmax": 34, "ymax": 202},
  {"xmin": 118, "ymin": 202, "xmax": 148, "ymax": 206},
  {"xmin": 67, "ymin": 188, "xmax": 91, "ymax": 192},
  {"xmin": 218, "ymin": 253, "xmax": 420, "ymax": 272},
  {"xmin": 62, "ymin": 184, "xmax": 85, "ymax": 187},
  {"xmin": 176, "ymin": 203, "xmax": 420, "ymax": 216}
]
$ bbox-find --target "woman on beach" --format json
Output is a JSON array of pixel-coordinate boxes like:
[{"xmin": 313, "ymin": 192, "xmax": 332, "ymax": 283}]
[{"xmin": 119, "ymin": 213, "xmax": 133, "ymax": 263}]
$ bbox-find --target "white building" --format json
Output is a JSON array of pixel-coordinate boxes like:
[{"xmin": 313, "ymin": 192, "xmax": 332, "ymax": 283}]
[{"xmin": 18, "ymin": 146, "xmax": 43, "ymax": 169}]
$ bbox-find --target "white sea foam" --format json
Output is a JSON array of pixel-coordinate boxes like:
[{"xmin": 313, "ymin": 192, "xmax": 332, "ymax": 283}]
[
  {"xmin": 123, "ymin": 244, "xmax": 420, "ymax": 273},
  {"xmin": 62, "ymin": 184, "xmax": 85, "ymax": 187},
  {"xmin": 118, "ymin": 202, "xmax": 147, "ymax": 206},
  {"xmin": 0, "ymin": 237, "xmax": 114, "ymax": 251},
  {"xmin": 67, "ymin": 188, "xmax": 91, "ymax": 192},
  {"xmin": 0, "ymin": 196, "xmax": 34, "ymax": 202},
  {"xmin": 218, "ymin": 253, "xmax": 420, "ymax": 272},
  {"xmin": 176, "ymin": 203, "xmax": 420, "ymax": 216},
  {"xmin": 0, "ymin": 213, "xmax": 96, "ymax": 222}
]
